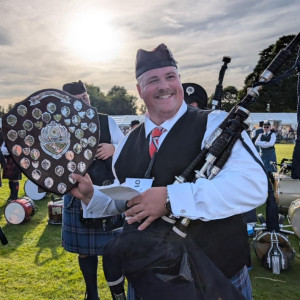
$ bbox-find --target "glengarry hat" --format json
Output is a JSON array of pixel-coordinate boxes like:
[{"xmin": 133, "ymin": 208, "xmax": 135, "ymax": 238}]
[
  {"xmin": 263, "ymin": 120, "xmax": 271, "ymax": 126},
  {"xmin": 62, "ymin": 80, "xmax": 87, "ymax": 95},
  {"xmin": 182, "ymin": 83, "xmax": 208, "ymax": 109},
  {"xmin": 135, "ymin": 43, "xmax": 177, "ymax": 78}
]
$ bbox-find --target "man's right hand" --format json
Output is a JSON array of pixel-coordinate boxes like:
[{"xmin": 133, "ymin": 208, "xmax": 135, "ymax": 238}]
[{"xmin": 70, "ymin": 173, "xmax": 94, "ymax": 205}]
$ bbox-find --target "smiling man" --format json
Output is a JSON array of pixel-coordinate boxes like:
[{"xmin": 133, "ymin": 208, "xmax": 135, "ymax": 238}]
[{"xmin": 71, "ymin": 44, "xmax": 267, "ymax": 300}]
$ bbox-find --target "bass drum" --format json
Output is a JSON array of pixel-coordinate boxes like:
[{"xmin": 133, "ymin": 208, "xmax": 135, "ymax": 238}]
[
  {"xmin": 288, "ymin": 198, "xmax": 300, "ymax": 238},
  {"xmin": 5, "ymin": 197, "xmax": 37, "ymax": 224},
  {"xmin": 25, "ymin": 179, "xmax": 47, "ymax": 201},
  {"xmin": 274, "ymin": 174, "xmax": 300, "ymax": 211}
]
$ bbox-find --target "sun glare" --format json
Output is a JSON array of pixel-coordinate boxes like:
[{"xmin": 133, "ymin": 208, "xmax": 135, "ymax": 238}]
[{"xmin": 66, "ymin": 11, "xmax": 121, "ymax": 62}]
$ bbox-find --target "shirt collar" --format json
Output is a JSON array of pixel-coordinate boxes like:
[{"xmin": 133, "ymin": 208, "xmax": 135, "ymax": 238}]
[{"xmin": 144, "ymin": 101, "xmax": 187, "ymax": 137}]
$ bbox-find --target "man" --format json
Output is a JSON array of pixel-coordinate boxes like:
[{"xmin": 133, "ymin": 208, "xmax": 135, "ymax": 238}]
[
  {"xmin": 255, "ymin": 120, "xmax": 277, "ymax": 184},
  {"xmin": 61, "ymin": 81, "xmax": 124, "ymax": 300},
  {"xmin": 182, "ymin": 82, "xmax": 208, "ymax": 109},
  {"xmin": 1, "ymin": 141, "xmax": 21, "ymax": 201},
  {"xmin": 130, "ymin": 120, "xmax": 140, "ymax": 131},
  {"xmin": 251, "ymin": 121, "xmax": 264, "ymax": 152},
  {"xmin": 71, "ymin": 45, "xmax": 267, "ymax": 300}
]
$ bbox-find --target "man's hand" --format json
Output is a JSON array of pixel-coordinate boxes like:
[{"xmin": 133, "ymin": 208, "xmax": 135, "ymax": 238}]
[
  {"xmin": 70, "ymin": 173, "xmax": 94, "ymax": 205},
  {"xmin": 125, "ymin": 186, "xmax": 168, "ymax": 230},
  {"xmin": 95, "ymin": 143, "xmax": 115, "ymax": 160}
]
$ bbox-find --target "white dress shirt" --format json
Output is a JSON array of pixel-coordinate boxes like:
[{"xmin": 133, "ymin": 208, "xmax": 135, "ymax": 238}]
[
  {"xmin": 255, "ymin": 132, "xmax": 276, "ymax": 148},
  {"xmin": 82, "ymin": 102, "xmax": 267, "ymax": 221},
  {"xmin": 107, "ymin": 116, "xmax": 125, "ymax": 147}
]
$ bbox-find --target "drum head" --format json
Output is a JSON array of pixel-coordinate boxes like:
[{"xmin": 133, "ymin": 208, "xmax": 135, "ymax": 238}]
[
  {"xmin": 288, "ymin": 199, "xmax": 300, "ymax": 238},
  {"xmin": 5, "ymin": 202, "xmax": 26, "ymax": 224},
  {"xmin": 25, "ymin": 179, "xmax": 47, "ymax": 200}
]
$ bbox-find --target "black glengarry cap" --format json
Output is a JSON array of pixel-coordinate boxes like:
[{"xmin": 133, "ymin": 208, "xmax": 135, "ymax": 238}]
[
  {"xmin": 182, "ymin": 82, "xmax": 208, "ymax": 109},
  {"xmin": 135, "ymin": 44, "xmax": 177, "ymax": 78},
  {"xmin": 62, "ymin": 80, "xmax": 87, "ymax": 95}
]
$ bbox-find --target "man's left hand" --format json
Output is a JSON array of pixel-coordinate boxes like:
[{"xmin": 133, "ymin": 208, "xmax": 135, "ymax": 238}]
[
  {"xmin": 126, "ymin": 186, "xmax": 168, "ymax": 230},
  {"xmin": 95, "ymin": 143, "xmax": 115, "ymax": 160}
]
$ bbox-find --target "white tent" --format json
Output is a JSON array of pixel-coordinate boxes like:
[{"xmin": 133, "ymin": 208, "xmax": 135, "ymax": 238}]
[
  {"xmin": 111, "ymin": 113, "xmax": 297, "ymax": 130},
  {"xmin": 246, "ymin": 113, "xmax": 297, "ymax": 129},
  {"xmin": 111, "ymin": 115, "xmax": 145, "ymax": 128}
]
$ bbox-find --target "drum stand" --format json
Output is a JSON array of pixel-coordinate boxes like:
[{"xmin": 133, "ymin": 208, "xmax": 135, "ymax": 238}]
[{"xmin": 254, "ymin": 213, "xmax": 295, "ymax": 274}]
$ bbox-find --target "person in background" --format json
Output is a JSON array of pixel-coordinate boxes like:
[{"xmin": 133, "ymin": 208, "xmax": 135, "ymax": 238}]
[
  {"xmin": 0, "ymin": 128, "xmax": 7, "ymax": 188},
  {"xmin": 61, "ymin": 80, "xmax": 124, "ymax": 300},
  {"xmin": 1, "ymin": 140, "xmax": 21, "ymax": 201},
  {"xmin": 255, "ymin": 120, "xmax": 277, "ymax": 185},
  {"xmin": 251, "ymin": 121, "xmax": 264, "ymax": 152},
  {"xmin": 130, "ymin": 120, "xmax": 140, "ymax": 131},
  {"xmin": 182, "ymin": 82, "xmax": 208, "ymax": 109},
  {"xmin": 70, "ymin": 44, "xmax": 267, "ymax": 300}
]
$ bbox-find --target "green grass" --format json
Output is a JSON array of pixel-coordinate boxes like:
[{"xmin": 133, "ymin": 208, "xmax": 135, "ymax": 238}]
[{"xmin": 0, "ymin": 143, "xmax": 299, "ymax": 299}]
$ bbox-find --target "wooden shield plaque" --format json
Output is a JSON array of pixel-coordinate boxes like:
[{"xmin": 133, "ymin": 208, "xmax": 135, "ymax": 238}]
[{"xmin": 2, "ymin": 89, "xmax": 100, "ymax": 195}]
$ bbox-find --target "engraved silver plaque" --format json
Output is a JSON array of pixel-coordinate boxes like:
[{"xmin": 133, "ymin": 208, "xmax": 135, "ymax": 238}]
[
  {"xmin": 74, "ymin": 100, "xmax": 82, "ymax": 111},
  {"xmin": 7, "ymin": 130, "xmax": 18, "ymax": 141},
  {"xmin": 20, "ymin": 157, "xmax": 30, "ymax": 169},
  {"xmin": 18, "ymin": 130, "xmax": 26, "ymax": 138},
  {"xmin": 89, "ymin": 123, "xmax": 97, "ymax": 133},
  {"xmin": 57, "ymin": 183, "xmax": 67, "ymax": 194},
  {"xmin": 77, "ymin": 162, "xmax": 86, "ymax": 172},
  {"xmin": 17, "ymin": 105, "xmax": 27, "ymax": 116},
  {"xmin": 65, "ymin": 151, "xmax": 74, "ymax": 161},
  {"xmin": 32, "ymin": 108, "xmax": 42, "ymax": 119},
  {"xmin": 84, "ymin": 149, "xmax": 93, "ymax": 160},
  {"xmin": 67, "ymin": 161, "xmax": 76, "ymax": 172},
  {"xmin": 41, "ymin": 159, "xmax": 51, "ymax": 170},
  {"xmin": 7, "ymin": 115, "xmax": 17, "ymax": 126},
  {"xmin": 32, "ymin": 169, "xmax": 41, "ymax": 180},
  {"xmin": 86, "ymin": 108, "xmax": 95, "ymax": 119},
  {"xmin": 42, "ymin": 112, "xmax": 51, "ymax": 123},
  {"xmin": 23, "ymin": 120, "xmax": 33, "ymax": 131},
  {"xmin": 55, "ymin": 165, "xmax": 64, "ymax": 177},
  {"xmin": 12, "ymin": 145, "xmax": 22, "ymax": 156},
  {"xmin": 61, "ymin": 106, "xmax": 70, "ymax": 117}
]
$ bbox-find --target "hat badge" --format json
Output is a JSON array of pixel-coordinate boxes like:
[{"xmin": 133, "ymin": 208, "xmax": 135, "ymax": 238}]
[{"xmin": 186, "ymin": 86, "xmax": 195, "ymax": 96}]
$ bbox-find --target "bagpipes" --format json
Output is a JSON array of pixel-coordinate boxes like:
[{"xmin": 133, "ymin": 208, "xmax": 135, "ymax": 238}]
[
  {"xmin": 211, "ymin": 56, "xmax": 231, "ymax": 110},
  {"xmin": 103, "ymin": 33, "xmax": 300, "ymax": 300}
]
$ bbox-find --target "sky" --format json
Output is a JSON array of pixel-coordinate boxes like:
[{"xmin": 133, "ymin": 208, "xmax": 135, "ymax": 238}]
[{"xmin": 0, "ymin": 0, "xmax": 299, "ymax": 110}]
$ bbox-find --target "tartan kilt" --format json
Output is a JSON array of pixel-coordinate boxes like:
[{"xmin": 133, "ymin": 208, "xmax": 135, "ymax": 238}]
[
  {"xmin": 62, "ymin": 193, "xmax": 123, "ymax": 256},
  {"xmin": 260, "ymin": 148, "xmax": 277, "ymax": 172},
  {"xmin": 3, "ymin": 156, "xmax": 22, "ymax": 180}
]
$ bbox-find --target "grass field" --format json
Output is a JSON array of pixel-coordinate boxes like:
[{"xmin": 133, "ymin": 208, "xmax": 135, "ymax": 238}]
[{"xmin": 0, "ymin": 144, "xmax": 299, "ymax": 300}]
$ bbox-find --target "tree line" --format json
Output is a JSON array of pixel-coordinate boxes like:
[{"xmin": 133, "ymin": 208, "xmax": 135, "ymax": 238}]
[
  {"xmin": 210, "ymin": 34, "xmax": 299, "ymax": 113},
  {"xmin": 1, "ymin": 34, "xmax": 298, "ymax": 117}
]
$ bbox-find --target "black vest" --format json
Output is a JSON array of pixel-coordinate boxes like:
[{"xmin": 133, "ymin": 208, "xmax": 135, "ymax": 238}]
[
  {"xmin": 260, "ymin": 132, "xmax": 275, "ymax": 154},
  {"xmin": 115, "ymin": 106, "xmax": 249, "ymax": 278},
  {"xmin": 87, "ymin": 113, "xmax": 115, "ymax": 186}
]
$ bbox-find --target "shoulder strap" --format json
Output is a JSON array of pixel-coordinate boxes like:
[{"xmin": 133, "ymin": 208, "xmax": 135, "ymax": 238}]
[{"xmin": 239, "ymin": 136, "xmax": 279, "ymax": 232}]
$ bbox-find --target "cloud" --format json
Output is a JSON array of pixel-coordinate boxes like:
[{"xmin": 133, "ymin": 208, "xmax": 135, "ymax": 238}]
[{"xmin": 0, "ymin": 0, "xmax": 299, "ymax": 109}]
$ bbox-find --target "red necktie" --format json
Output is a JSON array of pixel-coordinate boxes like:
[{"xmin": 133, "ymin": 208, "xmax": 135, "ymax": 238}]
[{"xmin": 149, "ymin": 127, "xmax": 165, "ymax": 158}]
